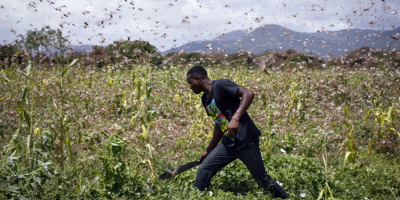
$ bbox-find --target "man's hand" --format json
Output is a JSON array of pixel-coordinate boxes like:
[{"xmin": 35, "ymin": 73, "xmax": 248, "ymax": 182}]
[
  {"xmin": 198, "ymin": 151, "xmax": 209, "ymax": 162},
  {"xmin": 227, "ymin": 119, "xmax": 239, "ymax": 138}
]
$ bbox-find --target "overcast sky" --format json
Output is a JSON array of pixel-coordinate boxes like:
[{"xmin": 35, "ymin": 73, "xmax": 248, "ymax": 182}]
[{"xmin": 0, "ymin": 0, "xmax": 399, "ymax": 51}]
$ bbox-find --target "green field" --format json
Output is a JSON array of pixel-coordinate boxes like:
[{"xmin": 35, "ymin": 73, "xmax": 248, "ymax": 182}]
[{"xmin": 1, "ymin": 62, "xmax": 399, "ymax": 199}]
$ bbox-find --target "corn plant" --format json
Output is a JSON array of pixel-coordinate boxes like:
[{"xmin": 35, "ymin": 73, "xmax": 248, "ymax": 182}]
[
  {"xmin": 1, "ymin": 59, "xmax": 400, "ymax": 199},
  {"xmin": 337, "ymin": 108, "xmax": 357, "ymax": 166},
  {"xmin": 0, "ymin": 128, "xmax": 56, "ymax": 199},
  {"xmin": 366, "ymin": 101, "xmax": 400, "ymax": 154},
  {"xmin": 11, "ymin": 61, "xmax": 41, "ymax": 160},
  {"xmin": 317, "ymin": 138, "xmax": 337, "ymax": 200},
  {"xmin": 49, "ymin": 58, "xmax": 78, "ymax": 169}
]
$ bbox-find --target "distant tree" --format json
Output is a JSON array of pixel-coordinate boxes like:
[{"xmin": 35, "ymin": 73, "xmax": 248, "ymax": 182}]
[
  {"xmin": 0, "ymin": 44, "xmax": 21, "ymax": 68},
  {"xmin": 107, "ymin": 40, "xmax": 162, "ymax": 65},
  {"xmin": 16, "ymin": 28, "xmax": 49, "ymax": 57},
  {"xmin": 165, "ymin": 51, "xmax": 178, "ymax": 57},
  {"xmin": 89, "ymin": 45, "xmax": 108, "ymax": 67},
  {"xmin": 48, "ymin": 29, "xmax": 70, "ymax": 56},
  {"xmin": 16, "ymin": 28, "xmax": 70, "ymax": 61},
  {"xmin": 0, "ymin": 44, "xmax": 17, "ymax": 61}
]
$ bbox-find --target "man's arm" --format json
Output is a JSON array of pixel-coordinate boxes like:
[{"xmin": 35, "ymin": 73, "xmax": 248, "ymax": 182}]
[
  {"xmin": 233, "ymin": 85, "xmax": 255, "ymax": 119},
  {"xmin": 198, "ymin": 123, "xmax": 224, "ymax": 162},
  {"xmin": 227, "ymin": 86, "xmax": 255, "ymax": 136}
]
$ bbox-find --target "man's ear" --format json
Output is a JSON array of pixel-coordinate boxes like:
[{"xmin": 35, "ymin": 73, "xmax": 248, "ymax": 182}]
[{"xmin": 194, "ymin": 76, "xmax": 201, "ymax": 83}]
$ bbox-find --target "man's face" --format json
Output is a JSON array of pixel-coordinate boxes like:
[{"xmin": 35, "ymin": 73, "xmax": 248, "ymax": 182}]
[{"xmin": 187, "ymin": 75, "xmax": 202, "ymax": 94}]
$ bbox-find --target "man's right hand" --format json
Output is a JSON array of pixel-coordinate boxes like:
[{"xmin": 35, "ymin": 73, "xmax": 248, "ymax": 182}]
[{"xmin": 198, "ymin": 151, "xmax": 209, "ymax": 162}]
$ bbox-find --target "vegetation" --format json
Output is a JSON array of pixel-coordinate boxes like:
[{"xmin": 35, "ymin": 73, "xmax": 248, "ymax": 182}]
[
  {"xmin": 106, "ymin": 40, "xmax": 163, "ymax": 66},
  {"xmin": 15, "ymin": 28, "xmax": 70, "ymax": 60},
  {"xmin": 0, "ymin": 55, "xmax": 399, "ymax": 199},
  {"xmin": 0, "ymin": 28, "xmax": 399, "ymax": 199},
  {"xmin": 0, "ymin": 44, "xmax": 21, "ymax": 67}
]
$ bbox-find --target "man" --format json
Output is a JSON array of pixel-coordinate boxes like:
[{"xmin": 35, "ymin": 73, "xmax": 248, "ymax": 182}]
[{"xmin": 186, "ymin": 65, "xmax": 289, "ymax": 199}]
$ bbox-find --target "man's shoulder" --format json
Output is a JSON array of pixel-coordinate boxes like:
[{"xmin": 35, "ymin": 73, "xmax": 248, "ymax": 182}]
[
  {"xmin": 213, "ymin": 79, "xmax": 233, "ymax": 86},
  {"xmin": 214, "ymin": 79, "xmax": 230, "ymax": 82}
]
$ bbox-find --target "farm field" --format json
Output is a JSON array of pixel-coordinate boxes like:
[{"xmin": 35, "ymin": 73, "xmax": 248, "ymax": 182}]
[{"xmin": 0, "ymin": 62, "xmax": 400, "ymax": 199}]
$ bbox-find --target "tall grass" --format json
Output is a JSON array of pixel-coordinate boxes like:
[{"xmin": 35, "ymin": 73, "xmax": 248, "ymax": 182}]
[{"xmin": 0, "ymin": 63, "xmax": 399, "ymax": 199}]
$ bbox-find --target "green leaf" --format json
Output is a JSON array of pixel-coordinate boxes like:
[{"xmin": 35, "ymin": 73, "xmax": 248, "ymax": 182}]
[
  {"xmin": 109, "ymin": 78, "xmax": 114, "ymax": 87},
  {"xmin": 174, "ymin": 93, "xmax": 181, "ymax": 104},
  {"xmin": 55, "ymin": 56, "xmax": 63, "ymax": 64},
  {"xmin": 140, "ymin": 117, "xmax": 145, "ymax": 126},
  {"xmin": 326, "ymin": 182, "xmax": 335, "ymax": 200},
  {"xmin": 130, "ymin": 115, "xmax": 138, "ymax": 124},
  {"xmin": 365, "ymin": 109, "xmax": 372, "ymax": 123},
  {"xmin": 344, "ymin": 107, "xmax": 349, "ymax": 117},
  {"xmin": 317, "ymin": 189, "xmax": 324, "ymax": 200},
  {"xmin": 33, "ymin": 176, "xmax": 42, "ymax": 185},
  {"xmin": 0, "ymin": 75, "xmax": 10, "ymax": 83},
  {"xmin": 27, "ymin": 135, "xmax": 31, "ymax": 154},
  {"xmin": 131, "ymin": 71, "xmax": 136, "ymax": 81},
  {"xmin": 17, "ymin": 104, "xmax": 24, "ymax": 122},
  {"xmin": 61, "ymin": 66, "xmax": 70, "ymax": 77},
  {"xmin": 34, "ymin": 184, "xmax": 44, "ymax": 193},
  {"xmin": 66, "ymin": 137, "xmax": 73, "ymax": 165},
  {"xmin": 39, "ymin": 161, "xmax": 53, "ymax": 166},
  {"xmin": 23, "ymin": 109, "xmax": 31, "ymax": 128},
  {"xmin": 17, "ymin": 174, "xmax": 26, "ymax": 179},
  {"xmin": 114, "ymin": 162, "xmax": 122, "ymax": 171},
  {"xmin": 68, "ymin": 58, "xmax": 79, "ymax": 67},
  {"xmin": 55, "ymin": 81, "xmax": 61, "ymax": 89},
  {"xmin": 80, "ymin": 185, "xmax": 87, "ymax": 195},
  {"xmin": 379, "ymin": 113, "xmax": 385, "ymax": 126},
  {"xmin": 135, "ymin": 160, "xmax": 147, "ymax": 175},
  {"xmin": 135, "ymin": 77, "xmax": 141, "ymax": 85},
  {"xmin": 6, "ymin": 185, "xmax": 20, "ymax": 193},
  {"xmin": 344, "ymin": 151, "xmax": 354, "ymax": 166},
  {"xmin": 145, "ymin": 143, "xmax": 154, "ymax": 159},
  {"xmin": 147, "ymin": 108, "xmax": 158, "ymax": 122},
  {"xmin": 146, "ymin": 82, "xmax": 154, "ymax": 98},
  {"xmin": 136, "ymin": 78, "xmax": 142, "ymax": 100},
  {"xmin": 26, "ymin": 60, "xmax": 31, "ymax": 76},
  {"xmin": 18, "ymin": 86, "xmax": 30, "ymax": 104},
  {"xmin": 297, "ymin": 102, "xmax": 302, "ymax": 111},
  {"xmin": 100, "ymin": 131, "xmax": 109, "ymax": 138},
  {"xmin": 17, "ymin": 69, "xmax": 29, "ymax": 78},
  {"xmin": 140, "ymin": 124, "xmax": 148, "ymax": 142}
]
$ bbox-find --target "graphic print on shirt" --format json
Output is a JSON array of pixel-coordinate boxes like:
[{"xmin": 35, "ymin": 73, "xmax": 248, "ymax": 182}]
[{"xmin": 206, "ymin": 99, "xmax": 229, "ymax": 132}]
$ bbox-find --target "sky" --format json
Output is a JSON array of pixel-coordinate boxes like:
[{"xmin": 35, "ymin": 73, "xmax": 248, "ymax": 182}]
[{"xmin": 0, "ymin": 0, "xmax": 399, "ymax": 52}]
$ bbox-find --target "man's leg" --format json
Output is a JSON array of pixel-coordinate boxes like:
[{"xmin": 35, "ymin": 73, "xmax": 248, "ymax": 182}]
[
  {"xmin": 195, "ymin": 143, "xmax": 236, "ymax": 191},
  {"xmin": 237, "ymin": 141, "xmax": 289, "ymax": 199}
]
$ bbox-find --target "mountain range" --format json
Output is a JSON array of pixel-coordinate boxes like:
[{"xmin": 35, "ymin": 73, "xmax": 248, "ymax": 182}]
[
  {"xmin": 71, "ymin": 45, "xmax": 94, "ymax": 53},
  {"xmin": 162, "ymin": 24, "xmax": 400, "ymax": 57}
]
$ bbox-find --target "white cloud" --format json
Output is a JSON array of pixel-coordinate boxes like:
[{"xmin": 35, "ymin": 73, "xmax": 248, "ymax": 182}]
[{"xmin": 0, "ymin": 0, "xmax": 398, "ymax": 51}]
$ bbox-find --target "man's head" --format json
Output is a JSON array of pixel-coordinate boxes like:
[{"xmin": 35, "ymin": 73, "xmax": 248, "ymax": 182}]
[{"xmin": 186, "ymin": 65, "xmax": 208, "ymax": 94}]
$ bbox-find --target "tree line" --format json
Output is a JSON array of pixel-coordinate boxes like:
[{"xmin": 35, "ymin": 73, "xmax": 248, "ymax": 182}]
[
  {"xmin": 1, "ymin": 28, "xmax": 163, "ymax": 68},
  {"xmin": 1, "ymin": 28, "xmax": 399, "ymax": 69}
]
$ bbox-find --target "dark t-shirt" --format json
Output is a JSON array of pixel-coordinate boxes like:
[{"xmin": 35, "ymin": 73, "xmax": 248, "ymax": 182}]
[{"xmin": 201, "ymin": 79, "xmax": 261, "ymax": 150}]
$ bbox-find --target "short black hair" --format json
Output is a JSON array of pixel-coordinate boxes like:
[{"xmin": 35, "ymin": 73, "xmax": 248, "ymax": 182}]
[{"xmin": 187, "ymin": 65, "xmax": 208, "ymax": 79}]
